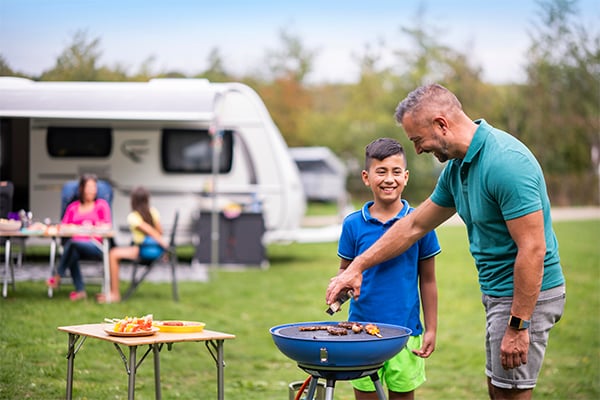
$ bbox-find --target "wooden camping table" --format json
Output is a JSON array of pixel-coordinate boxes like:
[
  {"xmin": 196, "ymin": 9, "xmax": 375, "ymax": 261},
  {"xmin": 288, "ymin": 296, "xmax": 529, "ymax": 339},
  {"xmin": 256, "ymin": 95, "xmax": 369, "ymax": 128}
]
[
  {"xmin": 1, "ymin": 228, "xmax": 113, "ymax": 299},
  {"xmin": 58, "ymin": 323, "xmax": 236, "ymax": 400}
]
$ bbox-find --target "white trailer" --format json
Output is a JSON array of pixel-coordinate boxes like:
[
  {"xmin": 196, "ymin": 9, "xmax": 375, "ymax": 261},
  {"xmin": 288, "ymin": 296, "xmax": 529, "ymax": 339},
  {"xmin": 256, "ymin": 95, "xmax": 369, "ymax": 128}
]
[
  {"xmin": 290, "ymin": 146, "xmax": 348, "ymax": 203},
  {"xmin": 0, "ymin": 77, "xmax": 307, "ymax": 247}
]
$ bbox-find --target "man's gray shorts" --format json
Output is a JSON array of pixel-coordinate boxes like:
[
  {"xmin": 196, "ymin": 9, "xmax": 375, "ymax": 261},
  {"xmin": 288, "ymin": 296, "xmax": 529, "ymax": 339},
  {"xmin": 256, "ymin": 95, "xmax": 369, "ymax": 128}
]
[{"xmin": 482, "ymin": 285, "xmax": 566, "ymax": 389}]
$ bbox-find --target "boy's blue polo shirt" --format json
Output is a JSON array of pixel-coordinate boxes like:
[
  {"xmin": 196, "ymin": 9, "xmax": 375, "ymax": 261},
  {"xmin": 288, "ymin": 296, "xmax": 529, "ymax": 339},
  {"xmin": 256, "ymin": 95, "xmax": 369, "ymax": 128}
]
[
  {"xmin": 430, "ymin": 119, "xmax": 564, "ymax": 296},
  {"xmin": 338, "ymin": 199, "xmax": 441, "ymax": 335}
]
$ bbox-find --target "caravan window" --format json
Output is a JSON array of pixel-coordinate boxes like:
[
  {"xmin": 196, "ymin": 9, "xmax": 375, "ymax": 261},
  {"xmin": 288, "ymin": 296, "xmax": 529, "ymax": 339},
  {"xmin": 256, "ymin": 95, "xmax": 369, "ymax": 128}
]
[
  {"xmin": 47, "ymin": 127, "xmax": 112, "ymax": 157},
  {"xmin": 162, "ymin": 128, "xmax": 233, "ymax": 173}
]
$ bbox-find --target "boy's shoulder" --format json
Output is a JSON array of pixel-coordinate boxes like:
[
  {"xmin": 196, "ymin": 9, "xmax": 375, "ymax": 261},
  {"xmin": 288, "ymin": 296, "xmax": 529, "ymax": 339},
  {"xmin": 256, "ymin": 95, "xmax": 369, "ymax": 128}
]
[{"xmin": 342, "ymin": 208, "xmax": 365, "ymax": 225}]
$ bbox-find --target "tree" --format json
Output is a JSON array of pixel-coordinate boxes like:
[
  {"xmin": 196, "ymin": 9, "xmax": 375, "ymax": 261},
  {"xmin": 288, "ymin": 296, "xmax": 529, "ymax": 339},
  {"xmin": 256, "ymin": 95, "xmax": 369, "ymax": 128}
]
[
  {"xmin": 39, "ymin": 30, "xmax": 104, "ymax": 81},
  {"xmin": 195, "ymin": 48, "xmax": 232, "ymax": 82},
  {"xmin": 264, "ymin": 28, "xmax": 317, "ymax": 83},
  {"xmin": 257, "ymin": 29, "xmax": 316, "ymax": 145},
  {"xmin": 0, "ymin": 54, "xmax": 15, "ymax": 76},
  {"xmin": 520, "ymin": 0, "xmax": 600, "ymax": 204}
]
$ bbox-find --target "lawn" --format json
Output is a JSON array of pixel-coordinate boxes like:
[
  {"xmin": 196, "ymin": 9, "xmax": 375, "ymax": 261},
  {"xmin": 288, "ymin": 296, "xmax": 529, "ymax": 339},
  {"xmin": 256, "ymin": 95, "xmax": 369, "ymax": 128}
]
[{"xmin": 0, "ymin": 220, "xmax": 598, "ymax": 399}]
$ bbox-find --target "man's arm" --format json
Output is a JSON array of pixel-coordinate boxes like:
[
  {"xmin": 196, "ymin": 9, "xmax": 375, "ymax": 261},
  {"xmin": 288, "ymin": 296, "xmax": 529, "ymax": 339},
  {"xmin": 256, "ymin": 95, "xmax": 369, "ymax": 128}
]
[
  {"xmin": 500, "ymin": 210, "xmax": 545, "ymax": 369},
  {"xmin": 326, "ymin": 198, "xmax": 455, "ymax": 303},
  {"xmin": 506, "ymin": 210, "xmax": 545, "ymax": 319}
]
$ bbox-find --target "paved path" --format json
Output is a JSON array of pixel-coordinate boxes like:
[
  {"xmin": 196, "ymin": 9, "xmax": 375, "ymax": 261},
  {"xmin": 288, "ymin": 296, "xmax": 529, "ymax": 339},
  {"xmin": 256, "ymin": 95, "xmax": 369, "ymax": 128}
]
[
  {"xmin": 302, "ymin": 206, "xmax": 600, "ymax": 227},
  {"xmin": 7, "ymin": 259, "xmax": 211, "ymax": 287}
]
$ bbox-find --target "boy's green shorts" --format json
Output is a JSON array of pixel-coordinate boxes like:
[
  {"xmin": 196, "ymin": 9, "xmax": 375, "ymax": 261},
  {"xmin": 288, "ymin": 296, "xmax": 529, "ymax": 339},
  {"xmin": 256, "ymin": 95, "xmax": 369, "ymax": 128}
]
[{"xmin": 352, "ymin": 334, "xmax": 425, "ymax": 393}]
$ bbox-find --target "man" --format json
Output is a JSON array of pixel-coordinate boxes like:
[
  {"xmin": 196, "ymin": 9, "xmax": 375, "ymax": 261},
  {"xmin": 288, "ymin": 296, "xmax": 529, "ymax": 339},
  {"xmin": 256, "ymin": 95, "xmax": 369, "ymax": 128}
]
[{"xmin": 326, "ymin": 84, "xmax": 566, "ymax": 400}]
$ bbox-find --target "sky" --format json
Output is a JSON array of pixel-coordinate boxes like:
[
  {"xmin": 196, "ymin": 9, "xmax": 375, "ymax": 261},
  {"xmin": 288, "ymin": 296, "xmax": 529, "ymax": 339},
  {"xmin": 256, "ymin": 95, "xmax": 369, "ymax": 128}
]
[{"xmin": 1, "ymin": 0, "xmax": 598, "ymax": 84}]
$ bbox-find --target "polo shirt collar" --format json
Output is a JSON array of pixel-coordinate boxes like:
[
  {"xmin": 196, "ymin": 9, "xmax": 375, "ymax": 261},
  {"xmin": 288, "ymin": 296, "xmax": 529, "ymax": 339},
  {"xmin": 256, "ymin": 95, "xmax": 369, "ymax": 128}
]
[
  {"xmin": 361, "ymin": 199, "xmax": 410, "ymax": 224},
  {"xmin": 463, "ymin": 119, "xmax": 490, "ymax": 163}
]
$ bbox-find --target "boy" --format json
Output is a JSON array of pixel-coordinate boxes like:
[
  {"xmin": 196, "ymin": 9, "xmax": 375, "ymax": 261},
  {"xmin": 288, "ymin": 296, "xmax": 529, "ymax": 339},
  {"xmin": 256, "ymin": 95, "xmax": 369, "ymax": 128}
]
[{"xmin": 336, "ymin": 138, "xmax": 440, "ymax": 400}]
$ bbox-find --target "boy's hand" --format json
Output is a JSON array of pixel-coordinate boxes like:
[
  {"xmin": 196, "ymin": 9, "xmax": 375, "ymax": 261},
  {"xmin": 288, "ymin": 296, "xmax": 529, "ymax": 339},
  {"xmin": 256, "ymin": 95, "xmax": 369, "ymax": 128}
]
[{"xmin": 412, "ymin": 330, "xmax": 436, "ymax": 358}]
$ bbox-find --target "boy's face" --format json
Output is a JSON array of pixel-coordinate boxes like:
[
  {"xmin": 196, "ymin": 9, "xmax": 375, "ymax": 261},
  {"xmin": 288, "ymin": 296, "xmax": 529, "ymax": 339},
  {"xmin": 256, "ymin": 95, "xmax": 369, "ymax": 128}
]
[{"xmin": 362, "ymin": 154, "xmax": 409, "ymax": 204}]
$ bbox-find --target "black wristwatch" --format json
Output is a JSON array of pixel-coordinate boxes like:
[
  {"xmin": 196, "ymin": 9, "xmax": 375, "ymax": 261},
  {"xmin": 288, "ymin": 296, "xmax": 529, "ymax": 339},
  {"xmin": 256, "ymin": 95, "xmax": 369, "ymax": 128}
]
[{"xmin": 508, "ymin": 315, "xmax": 530, "ymax": 330}]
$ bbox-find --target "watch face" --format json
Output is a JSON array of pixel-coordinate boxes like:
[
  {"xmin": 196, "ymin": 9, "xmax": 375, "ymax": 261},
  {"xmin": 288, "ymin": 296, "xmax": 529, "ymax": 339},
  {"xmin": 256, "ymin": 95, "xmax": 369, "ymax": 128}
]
[{"xmin": 509, "ymin": 316, "xmax": 529, "ymax": 329}]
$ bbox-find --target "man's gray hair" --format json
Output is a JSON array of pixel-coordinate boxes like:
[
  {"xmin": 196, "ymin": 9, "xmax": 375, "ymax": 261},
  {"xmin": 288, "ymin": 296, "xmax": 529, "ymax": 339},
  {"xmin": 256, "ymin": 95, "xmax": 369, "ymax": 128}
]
[{"xmin": 394, "ymin": 83, "xmax": 462, "ymax": 125}]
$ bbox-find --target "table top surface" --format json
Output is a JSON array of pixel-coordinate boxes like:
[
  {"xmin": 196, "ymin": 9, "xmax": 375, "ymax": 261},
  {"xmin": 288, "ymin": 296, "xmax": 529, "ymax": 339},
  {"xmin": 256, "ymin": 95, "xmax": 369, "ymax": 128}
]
[
  {"xmin": 1, "ymin": 228, "xmax": 115, "ymax": 238},
  {"xmin": 58, "ymin": 323, "xmax": 235, "ymax": 345}
]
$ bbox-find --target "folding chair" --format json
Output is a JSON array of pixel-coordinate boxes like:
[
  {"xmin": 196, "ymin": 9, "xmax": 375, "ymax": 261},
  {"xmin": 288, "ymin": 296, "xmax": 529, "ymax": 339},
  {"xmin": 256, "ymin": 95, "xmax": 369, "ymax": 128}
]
[
  {"xmin": 123, "ymin": 211, "xmax": 179, "ymax": 301},
  {"xmin": 0, "ymin": 181, "xmax": 14, "ymax": 219},
  {"xmin": 61, "ymin": 179, "xmax": 113, "ymax": 219},
  {"xmin": 49, "ymin": 179, "xmax": 114, "ymax": 297}
]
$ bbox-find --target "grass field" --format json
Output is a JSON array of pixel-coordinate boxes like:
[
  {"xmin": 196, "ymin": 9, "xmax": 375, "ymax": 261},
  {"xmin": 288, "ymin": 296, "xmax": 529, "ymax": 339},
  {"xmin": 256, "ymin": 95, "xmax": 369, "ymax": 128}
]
[{"xmin": 0, "ymin": 220, "xmax": 598, "ymax": 399}]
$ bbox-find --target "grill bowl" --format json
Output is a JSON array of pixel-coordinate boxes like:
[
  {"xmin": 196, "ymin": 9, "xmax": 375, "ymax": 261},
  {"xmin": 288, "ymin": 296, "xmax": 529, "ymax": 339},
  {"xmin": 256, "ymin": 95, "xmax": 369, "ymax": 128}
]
[{"xmin": 270, "ymin": 321, "xmax": 411, "ymax": 368}]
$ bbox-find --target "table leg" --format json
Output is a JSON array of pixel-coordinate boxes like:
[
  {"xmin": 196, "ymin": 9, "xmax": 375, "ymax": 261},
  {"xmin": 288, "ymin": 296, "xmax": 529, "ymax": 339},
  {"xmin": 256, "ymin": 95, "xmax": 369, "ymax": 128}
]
[
  {"xmin": 153, "ymin": 344, "xmax": 161, "ymax": 400},
  {"xmin": 3, "ymin": 238, "xmax": 9, "ymax": 298},
  {"xmin": 206, "ymin": 339, "xmax": 226, "ymax": 400},
  {"xmin": 65, "ymin": 333, "xmax": 77, "ymax": 400},
  {"xmin": 128, "ymin": 346, "xmax": 137, "ymax": 400},
  {"xmin": 48, "ymin": 237, "xmax": 57, "ymax": 298},
  {"xmin": 102, "ymin": 238, "xmax": 110, "ymax": 302},
  {"xmin": 216, "ymin": 340, "xmax": 225, "ymax": 400}
]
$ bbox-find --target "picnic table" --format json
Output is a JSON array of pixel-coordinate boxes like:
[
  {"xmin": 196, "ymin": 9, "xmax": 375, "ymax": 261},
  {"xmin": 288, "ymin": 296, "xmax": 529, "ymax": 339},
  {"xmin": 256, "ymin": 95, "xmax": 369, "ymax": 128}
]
[{"xmin": 58, "ymin": 323, "xmax": 235, "ymax": 400}]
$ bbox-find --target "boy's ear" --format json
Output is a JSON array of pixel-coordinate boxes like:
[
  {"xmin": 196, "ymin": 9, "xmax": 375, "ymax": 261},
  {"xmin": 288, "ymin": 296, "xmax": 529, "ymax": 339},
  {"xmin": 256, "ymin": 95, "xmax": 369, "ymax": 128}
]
[{"xmin": 361, "ymin": 169, "xmax": 370, "ymax": 186}]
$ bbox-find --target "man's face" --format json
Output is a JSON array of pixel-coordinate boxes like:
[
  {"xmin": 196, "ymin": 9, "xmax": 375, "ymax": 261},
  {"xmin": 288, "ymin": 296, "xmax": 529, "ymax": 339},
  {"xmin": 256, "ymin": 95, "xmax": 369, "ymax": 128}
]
[
  {"xmin": 361, "ymin": 154, "xmax": 409, "ymax": 205},
  {"xmin": 402, "ymin": 113, "xmax": 449, "ymax": 163}
]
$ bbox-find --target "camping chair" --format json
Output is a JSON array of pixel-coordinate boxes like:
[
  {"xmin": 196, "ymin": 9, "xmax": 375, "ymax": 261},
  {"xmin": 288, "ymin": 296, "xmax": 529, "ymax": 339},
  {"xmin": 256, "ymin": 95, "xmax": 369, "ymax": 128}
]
[
  {"xmin": 0, "ymin": 181, "xmax": 14, "ymax": 219},
  {"xmin": 123, "ymin": 211, "xmax": 179, "ymax": 301},
  {"xmin": 60, "ymin": 179, "xmax": 113, "ymax": 220},
  {"xmin": 50, "ymin": 179, "xmax": 114, "ymax": 295}
]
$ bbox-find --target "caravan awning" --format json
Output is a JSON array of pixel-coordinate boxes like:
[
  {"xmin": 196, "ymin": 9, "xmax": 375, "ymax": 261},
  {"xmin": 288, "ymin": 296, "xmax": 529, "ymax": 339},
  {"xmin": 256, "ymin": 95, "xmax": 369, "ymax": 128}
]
[{"xmin": 0, "ymin": 78, "xmax": 218, "ymax": 121}]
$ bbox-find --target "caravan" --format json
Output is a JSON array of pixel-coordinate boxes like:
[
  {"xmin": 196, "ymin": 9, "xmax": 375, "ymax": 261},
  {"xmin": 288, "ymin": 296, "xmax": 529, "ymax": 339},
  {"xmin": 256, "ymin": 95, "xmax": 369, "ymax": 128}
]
[{"xmin": 0, "ymin": 77, "xmax": 306, "ymax": 248}]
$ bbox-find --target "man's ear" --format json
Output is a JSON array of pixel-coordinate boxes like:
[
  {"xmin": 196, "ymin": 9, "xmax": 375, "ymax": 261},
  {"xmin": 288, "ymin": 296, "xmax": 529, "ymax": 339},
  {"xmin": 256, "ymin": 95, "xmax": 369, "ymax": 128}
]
[{"xmin": 433, "ymin": 116, "xmax": 449, "ymax": 132}]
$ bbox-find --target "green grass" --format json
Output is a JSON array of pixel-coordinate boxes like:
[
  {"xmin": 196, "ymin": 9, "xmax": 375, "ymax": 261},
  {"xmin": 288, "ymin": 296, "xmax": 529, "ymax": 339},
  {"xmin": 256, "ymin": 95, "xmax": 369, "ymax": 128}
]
[{"xmin": 0, "ymin": 220, "xmax": 598, "ymax": 399}]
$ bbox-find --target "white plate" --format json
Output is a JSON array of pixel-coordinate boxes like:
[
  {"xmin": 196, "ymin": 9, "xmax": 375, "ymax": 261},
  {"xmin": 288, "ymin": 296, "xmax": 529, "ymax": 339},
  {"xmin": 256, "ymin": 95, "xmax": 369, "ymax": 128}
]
[
  {"xmin": 0, "ymin": 220, "xmax": 21, "ymax": 231},
  {"xmin": 103, "ymin": 326, "xmax": 159, "ymax": 337}
]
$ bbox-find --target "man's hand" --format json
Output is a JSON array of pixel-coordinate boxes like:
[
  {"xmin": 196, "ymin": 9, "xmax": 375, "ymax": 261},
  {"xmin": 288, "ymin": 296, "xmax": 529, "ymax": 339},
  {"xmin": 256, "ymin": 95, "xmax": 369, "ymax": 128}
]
[
  {"xmin": 326, "ymin": 266, "xmax": 363, "ymax": 304},
  {"xmin": 500, "ymin": 328, "xmax": 529, "ymax": 369}
]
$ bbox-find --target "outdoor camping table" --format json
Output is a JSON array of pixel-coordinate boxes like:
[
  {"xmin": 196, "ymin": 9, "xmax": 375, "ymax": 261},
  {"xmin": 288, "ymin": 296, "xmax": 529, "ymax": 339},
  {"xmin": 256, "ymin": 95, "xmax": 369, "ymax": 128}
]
[
  {"xmin": 1, "ymin": 229, "xmax": 114, "ymax": 300},
  {"xmin": 58, "ymin": 323, "xmax": 236, "ymax": 400}
]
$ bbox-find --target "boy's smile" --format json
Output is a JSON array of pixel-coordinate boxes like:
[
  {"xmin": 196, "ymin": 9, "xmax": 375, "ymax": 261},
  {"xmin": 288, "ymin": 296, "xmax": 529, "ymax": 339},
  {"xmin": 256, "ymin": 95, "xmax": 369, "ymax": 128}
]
[{"xmin": 362, "ymin": 154, "xmax": 409, "ymax": 205}]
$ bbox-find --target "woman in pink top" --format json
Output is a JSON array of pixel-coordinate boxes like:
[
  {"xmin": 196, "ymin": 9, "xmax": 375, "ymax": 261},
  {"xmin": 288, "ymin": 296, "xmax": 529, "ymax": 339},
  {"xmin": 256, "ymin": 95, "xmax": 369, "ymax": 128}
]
[{"xmin": 47, "ymin": 174, "xmax": 112, "ymax": 301}]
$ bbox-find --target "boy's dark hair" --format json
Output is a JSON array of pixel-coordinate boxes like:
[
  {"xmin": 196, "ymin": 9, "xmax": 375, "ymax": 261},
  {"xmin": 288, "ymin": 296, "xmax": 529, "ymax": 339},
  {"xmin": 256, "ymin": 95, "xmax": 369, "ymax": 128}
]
[{"xmin": 365, "ymin": 138, "xmax": 406, "ymax": 169}]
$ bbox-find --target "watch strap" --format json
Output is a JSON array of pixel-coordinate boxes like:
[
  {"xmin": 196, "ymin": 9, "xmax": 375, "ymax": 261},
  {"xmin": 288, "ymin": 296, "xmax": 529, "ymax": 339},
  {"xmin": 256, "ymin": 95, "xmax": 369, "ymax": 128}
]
[{"xmin": 508, "ymin": 315, "xmax": 530, "ymax": 330}]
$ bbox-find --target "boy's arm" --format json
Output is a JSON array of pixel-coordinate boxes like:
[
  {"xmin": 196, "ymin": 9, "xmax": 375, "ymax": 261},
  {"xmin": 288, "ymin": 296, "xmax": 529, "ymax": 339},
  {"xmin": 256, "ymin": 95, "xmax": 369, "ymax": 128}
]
[
  {"xmin": 338, "ymin": 258, "xmax": 352, "ymax": 274},
  {"xmin": 412, "ymin": 256, "xmax": 438, "ymax": 358}
]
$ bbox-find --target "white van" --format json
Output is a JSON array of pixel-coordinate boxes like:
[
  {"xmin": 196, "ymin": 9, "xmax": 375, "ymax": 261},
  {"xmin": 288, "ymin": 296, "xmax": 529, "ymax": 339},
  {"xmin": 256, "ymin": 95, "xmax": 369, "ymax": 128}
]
[{"xmin": 0, "ymin": 77, "xmax": 307, "ymax": 247}]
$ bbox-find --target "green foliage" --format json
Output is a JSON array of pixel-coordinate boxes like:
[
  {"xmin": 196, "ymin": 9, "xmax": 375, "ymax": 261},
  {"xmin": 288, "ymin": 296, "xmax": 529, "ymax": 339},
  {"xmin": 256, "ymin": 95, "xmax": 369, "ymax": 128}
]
[
  {"xmin": 1, "ymin": 0, "xmax": 597, "ymax": 204},
  {"xmin": 0, "ymin": 220, "xmax": 598, "ymax": 399},
  {"xmin": 518, "ymin": 0, "xmax": 600, "ymax": 204},
  {"xmin": 0, "ymin": 55, "xmax": 15, "ymax": 76}
]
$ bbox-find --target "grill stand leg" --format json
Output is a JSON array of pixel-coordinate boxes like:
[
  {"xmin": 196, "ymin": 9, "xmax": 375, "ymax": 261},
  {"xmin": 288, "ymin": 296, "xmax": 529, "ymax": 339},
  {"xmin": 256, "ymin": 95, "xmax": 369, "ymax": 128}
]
[
  {"xmin": 305, "ymin": 377, "xmax": 319, "ymax": 400},
  {"xmin": 370, "ymin": 372, "xmax": 387, "ymax": 400},
  {"xmin": 325, "ymin": 379, "xmax": 336, "ymax": 400}
]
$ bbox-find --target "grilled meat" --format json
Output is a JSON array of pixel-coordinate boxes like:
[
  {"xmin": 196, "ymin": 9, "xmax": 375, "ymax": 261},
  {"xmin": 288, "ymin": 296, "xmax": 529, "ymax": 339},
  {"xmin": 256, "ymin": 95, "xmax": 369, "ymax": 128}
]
[{"xmin": 326, "ymin": 326, "xmax": 348, "ymax": 336}]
